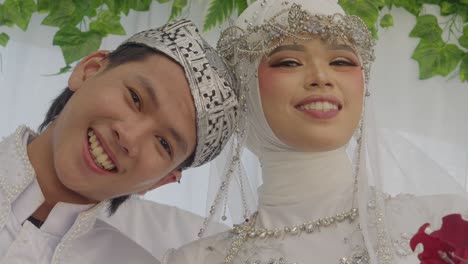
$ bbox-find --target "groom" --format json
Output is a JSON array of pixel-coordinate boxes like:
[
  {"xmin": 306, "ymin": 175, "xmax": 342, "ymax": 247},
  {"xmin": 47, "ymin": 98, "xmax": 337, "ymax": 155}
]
[{"xmin": 0, "ymin": 19, "xmax": 237, "ymax": 263}]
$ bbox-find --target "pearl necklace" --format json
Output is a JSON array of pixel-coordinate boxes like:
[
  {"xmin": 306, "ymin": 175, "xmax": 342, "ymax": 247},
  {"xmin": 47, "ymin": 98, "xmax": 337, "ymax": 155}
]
[{"xmin": 224, "ymin": 208, "xmax": 359, "ymax": 264}]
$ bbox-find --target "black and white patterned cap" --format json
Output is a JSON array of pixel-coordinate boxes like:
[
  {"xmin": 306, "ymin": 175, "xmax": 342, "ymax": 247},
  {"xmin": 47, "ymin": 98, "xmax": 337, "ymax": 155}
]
[{"xmin": 121, "ymin": 19, "xmax": 238, "ymax": 168}]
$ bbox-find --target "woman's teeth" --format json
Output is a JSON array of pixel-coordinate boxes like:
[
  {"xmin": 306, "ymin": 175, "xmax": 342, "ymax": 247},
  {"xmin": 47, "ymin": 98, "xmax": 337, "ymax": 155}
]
[
  {"xmin": 297, "ymin": 101, "xmax": 339, "ymax": 111},
  {"xmin": 88, "ymin": 130, "xmax": 116, "ymax": 171}
]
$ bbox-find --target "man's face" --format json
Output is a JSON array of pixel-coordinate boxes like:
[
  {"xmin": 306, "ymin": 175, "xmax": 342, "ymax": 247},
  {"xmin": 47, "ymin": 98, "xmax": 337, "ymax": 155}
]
[{"xmin": 50, "ymin": 51, "xmax": 196, "ymax": 202}]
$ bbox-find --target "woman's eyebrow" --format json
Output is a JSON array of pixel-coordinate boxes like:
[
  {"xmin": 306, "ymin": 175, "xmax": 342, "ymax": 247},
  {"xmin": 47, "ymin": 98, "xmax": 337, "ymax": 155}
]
[
  {"xmin": 328, "ymin": 44, "xmax": 357, "ymax": 55},
  {"xmin": 268, "ymin": 44, "xmax": 306, "ymax": 56}
]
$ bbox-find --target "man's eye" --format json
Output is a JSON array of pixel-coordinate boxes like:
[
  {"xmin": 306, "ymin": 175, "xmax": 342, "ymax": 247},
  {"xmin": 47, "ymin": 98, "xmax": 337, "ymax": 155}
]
[
  {"xmin": 271, "ymin": 60, "xmax": 302, "ymax": 68},
  {"xmin": 128, "ymin": 88, "xmax": 142, "ymax": 110},
  {"xmin": 157, "ymin": 136, "xmax": 172, "ymax": 156},
  {"xmin": 330, "ymin": 59, "xmax": 357, "ymax": 67}
]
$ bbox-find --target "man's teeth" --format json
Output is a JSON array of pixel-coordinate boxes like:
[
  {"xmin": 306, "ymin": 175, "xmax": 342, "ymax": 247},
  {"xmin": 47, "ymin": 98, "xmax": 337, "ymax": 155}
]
[
  {"xmin": 88, "ymin": 130, "xmax": 116, "ymax": 171},
  {"xmin": 298, "ymin": 101, "xmax": 339, "ymax": 111}
]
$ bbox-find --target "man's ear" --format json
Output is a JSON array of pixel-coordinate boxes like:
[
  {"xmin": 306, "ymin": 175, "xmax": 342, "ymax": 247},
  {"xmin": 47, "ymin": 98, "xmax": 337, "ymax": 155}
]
[
  {"xmin": 68, "ymin": 50, "xmax": 110, "ymax": 92},
  {"xmin": 138, "ymin": 170, "xmax": 182, "ymax": 195}
]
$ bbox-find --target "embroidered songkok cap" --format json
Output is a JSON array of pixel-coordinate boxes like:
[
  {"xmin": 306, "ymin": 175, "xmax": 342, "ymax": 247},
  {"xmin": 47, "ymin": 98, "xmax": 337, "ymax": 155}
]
[{"xmin": 121, "ymin": 19, "xmax": 238, "ymax": 168}]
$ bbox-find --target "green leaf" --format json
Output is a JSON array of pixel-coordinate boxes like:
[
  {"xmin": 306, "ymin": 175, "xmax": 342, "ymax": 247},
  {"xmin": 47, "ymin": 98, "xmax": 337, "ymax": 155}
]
[
  {"xmin": 460, "ymin": 54, "xmax": 468, "ymax": 82},
  {"xmin": 338, "ymin": 0, "xmax": 385, "ymax": 39},
  {"xmin": 460, "ymin": 0, "xmax": 468, "ymax": 4},
  {"xmin": 130, "ymin": 0, "xmax": 153, "ymax": 11},
  {"xmin": 412, "ymin": 39, "xmax": 464, "ymax": 79},
  {"xmin": 90, "ymin": 10, "xmax": 125, "ymax": 36},
  {"xmin": 235, "ymin": 0, "xmax": 248, "ymax": 14},
  {"xmin": 439, "ymin": 1, "xmax": 457, "ymax": 15},
  {"xmin": 384, "ymin": 0, "xmax": 393, "ymax": 8},
  {"xmin": 380, "ymin": 13, "xmax": 394, "ymax": 28},
  {"xmin": 458, "ymin": 5, "xmax": 468, "ymax": 23},
  {"xmin": 0, "ymin": 32, "xmax": 10, "ymax": 46},
  {"xmin": 73, "ymin": 0, "xmax": 100, "ymax": 18},
  {"xmin": 204, "ymin": 0, "xmax": 236, "ymax": 31},
  {"xmin": 2, "ymin": 0, "xmax": 36, "ymax": 31},
  {"xmin": 91, "ymin": 0, "xmax": 105, "ymax": 9},
  {"xmin": 409, "ymin": 15, "xmax": 442, "ymax": 42},
  {"xmin": 0, "ymin": 4, "xmax": 10, "ymax": 26},
  {"xmin": 421, "ymin": 0, "xmax": 441, "ymax": 4},
  {"xmin": 169, "ymin": 0, "xmax": 188, "ymax": 20},
  {"xmin": 47, "ymin": 64, "xmax": 73, "ymax": 76},
  {"xmin": 106, "ymin": 0, "xmax": 152, "ymax": 15},
  {"xmin": 41, "ymin": 0, "xmax": 82, "ymax": 27},
  {"xmin": 392, "ymin": 0, "xmax": 423, "ymax": 15},
  {"xmin": 53, "ymin": 26, "xmax": 102, "ymax": 64},
  {"xmin": 157, "ymin": 0, "xmax": 172, "ymax": 3},
  {"xmin": 37, "ymin": 0, "xmax": 51, "ymax": 13},
  {"xmin": 459, "ymin": 26, "xmax": 468, "ymax": 49}
]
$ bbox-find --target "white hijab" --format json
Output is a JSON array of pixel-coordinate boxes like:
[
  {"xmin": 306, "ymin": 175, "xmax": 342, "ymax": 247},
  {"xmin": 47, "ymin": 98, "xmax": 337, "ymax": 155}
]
[{"xmin": 203, "ymin": 1, "xmax": 468, "ymax": 263}]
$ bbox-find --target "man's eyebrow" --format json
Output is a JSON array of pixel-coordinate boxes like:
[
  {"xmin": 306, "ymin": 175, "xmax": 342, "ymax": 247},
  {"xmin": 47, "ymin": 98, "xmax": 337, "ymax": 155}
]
[
  {"xmin": 134, "ymin": 75, "xmax": 189, "ymax": 155},
  {"xmin": 136, "ymin": 74, "xmax": 159, "ymax": 107},
  {"xmin": 268, "ymin": 44, "xmax": 306, "ymax": 56}
]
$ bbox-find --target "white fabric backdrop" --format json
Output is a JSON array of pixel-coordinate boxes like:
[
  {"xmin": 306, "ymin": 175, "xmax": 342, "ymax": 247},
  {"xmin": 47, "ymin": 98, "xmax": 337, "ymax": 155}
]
[{"xmin": 0, "ymin": 2, "xmax": 466, "ymax": 217}]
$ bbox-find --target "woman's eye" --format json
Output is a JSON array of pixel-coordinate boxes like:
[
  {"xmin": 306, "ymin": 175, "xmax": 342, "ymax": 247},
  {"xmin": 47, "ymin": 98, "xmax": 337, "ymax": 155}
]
[
  {"xmin": 271, "ymin": 60, "xmax": 302, "ymax": 68},
  {"xmin": 128, "ymin": 88, "xmax": 142, "ymax": 110},
  {"xmin": 157, "ymin": 136, "xmax": 172, "ymax": 156},
  {"xmin": 330, "ymin": 59, "xmax": 357, "ymax": 67}
]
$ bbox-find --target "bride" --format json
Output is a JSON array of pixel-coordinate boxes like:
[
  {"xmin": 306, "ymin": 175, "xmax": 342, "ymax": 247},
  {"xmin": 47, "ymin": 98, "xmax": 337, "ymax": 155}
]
[{"xmin": 166, "ymin": 0, "xmax": 468, "ymax": 263}]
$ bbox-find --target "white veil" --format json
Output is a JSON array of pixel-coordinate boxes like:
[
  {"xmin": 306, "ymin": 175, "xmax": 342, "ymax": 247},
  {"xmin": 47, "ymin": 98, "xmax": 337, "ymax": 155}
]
[{"xmin": 200, "ymin": 0, "xmax": 468, "ymax": 262}]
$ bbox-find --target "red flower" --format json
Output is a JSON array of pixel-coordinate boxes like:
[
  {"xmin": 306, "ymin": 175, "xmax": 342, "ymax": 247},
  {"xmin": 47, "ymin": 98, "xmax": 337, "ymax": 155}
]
[{"xmin": 410, "ymin": 214, "xmax": 468, "ymax": 263}]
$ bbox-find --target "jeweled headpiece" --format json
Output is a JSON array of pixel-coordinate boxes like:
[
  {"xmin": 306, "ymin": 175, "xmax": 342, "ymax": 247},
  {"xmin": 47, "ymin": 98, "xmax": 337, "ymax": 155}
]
[
  {"xmin": 217, "ymin": 2, "xmax": 375, "ymax": 80},
  {"xmin": 122, "ymin": 19, "xmax": 238, "ymax": 168}
]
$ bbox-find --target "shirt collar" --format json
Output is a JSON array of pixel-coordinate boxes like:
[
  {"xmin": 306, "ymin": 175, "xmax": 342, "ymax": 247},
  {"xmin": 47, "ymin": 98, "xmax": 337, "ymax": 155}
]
[{"xmin": 1, "ymin": 126, "xmax": 105, "ymax": 236}]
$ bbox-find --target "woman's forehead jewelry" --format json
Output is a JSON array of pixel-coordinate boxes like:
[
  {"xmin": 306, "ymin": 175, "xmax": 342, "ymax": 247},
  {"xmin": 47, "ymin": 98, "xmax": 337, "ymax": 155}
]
[{"xmin": 217, "ymin": 3, "xmax": 375, "ymax": 81}]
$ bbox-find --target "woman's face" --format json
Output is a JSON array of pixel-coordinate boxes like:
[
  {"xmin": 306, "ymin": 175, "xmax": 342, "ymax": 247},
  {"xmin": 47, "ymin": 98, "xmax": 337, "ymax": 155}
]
[{"xmin": 257, "ymin": 37, "xmax": 364, "ymax": 152}]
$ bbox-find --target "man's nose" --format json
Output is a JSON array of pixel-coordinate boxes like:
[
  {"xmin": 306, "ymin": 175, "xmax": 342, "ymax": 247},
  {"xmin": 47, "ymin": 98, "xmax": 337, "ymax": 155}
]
[{"xmin": 112, "ymin": 118, "xmax": 153, "ymax": 157}]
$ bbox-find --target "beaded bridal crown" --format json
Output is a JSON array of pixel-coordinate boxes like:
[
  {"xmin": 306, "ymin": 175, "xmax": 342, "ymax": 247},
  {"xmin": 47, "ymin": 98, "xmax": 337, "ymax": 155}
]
[{"xmin": 217, "ymin": 3, "xmax": 375, "ymax": 81}]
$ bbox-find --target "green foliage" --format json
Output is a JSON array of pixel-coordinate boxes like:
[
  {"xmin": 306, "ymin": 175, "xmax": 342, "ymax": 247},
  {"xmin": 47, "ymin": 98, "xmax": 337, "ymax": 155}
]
[
  {"xmin": 203, "ymin": 0, "xmax": 250, "ymax": 31},
  {"xmin": 392, "ymin": 0, "xmax": 423, "ymax": 16},
  {"xmin": 52, "ymin": 27, "xmax": 102, "ymax": 65},
  {"xmin": 0, "ymin": 32, "xmax": 10, "ymax": 46},
  {"xmin": 459, "ymin": 25, "xmax": 468, "ymax": 49},
  {"xmin": 460, "ymin": 54, "xmax": 468, "ymax": 81},
  {"xmin": 90, "ymin": 10, "xmax": 126, "ymax": 36},
  {"xmin": 36, "ymin": 0, "xmax": 50, "ymax": 13},
  {"xmin": 2, "ymin": 0, "xmax": 36, "ymax": 30},
  {"xmin": 169, "ymin": 0, "xmax": 188, "ymax": 20},
  {"xmin": 439, "ymin": 1, "xmax": 457, "ymax": 16},
  {"xmin": 41, "ymin": 0, "xmax": 84, "ymax": 28},
  {"xmin": 53, "ymin": 26, "xmax": 102, "ymax": 64},
  {"xmin": 338, "ymin": 0, "xmax": 385, "ymax": 38},
  {"xmin": 380, "ymin": 13, "xmax": 394, "ymax": 28},
  {"xmin": 409, "ymin": 15, "xmax": 443, "ymax": 42},
  {"xmin": 0, "ymin": 0, "xmax": 467, "ymax": 83},
  {"xmin": 105, "ymin": 0, "xmax": 152, "ymax": 16},
  {"xmin": 204, "ymin": 0, "xmax": 236, "ymax": 31},
  {"xmin": 339, "ymin": 0, "xmax": 467, "ymax": 82},
  {"xmin": 412, "ymin": 39, "xmax": 463, "ymax": 79},
  {"xmin": 236, "ymin": 0, "xmax": 248, "ymax": 14}
]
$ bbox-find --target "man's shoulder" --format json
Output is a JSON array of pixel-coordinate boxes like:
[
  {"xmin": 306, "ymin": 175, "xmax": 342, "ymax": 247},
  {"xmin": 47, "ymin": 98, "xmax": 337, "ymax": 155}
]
[{"xmin": 101, "ymin": 197, "xmax": 229, "ymax": 260}]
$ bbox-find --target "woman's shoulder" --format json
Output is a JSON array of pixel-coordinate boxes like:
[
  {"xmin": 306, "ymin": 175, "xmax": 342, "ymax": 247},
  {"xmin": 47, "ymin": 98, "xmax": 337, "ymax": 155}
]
[
  {"xmin": 166, "ymin": 230, "xmax": 234, "ymax": 264},
  {"xmin": 385, "ymin": 192, "xmax": 468, "ymax": 216}
]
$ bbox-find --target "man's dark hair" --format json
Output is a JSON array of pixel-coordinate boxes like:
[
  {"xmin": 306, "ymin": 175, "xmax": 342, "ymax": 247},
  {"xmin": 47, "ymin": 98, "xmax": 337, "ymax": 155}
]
[{"xmin": 38, "ymin": 44, "xmax": 190, "ymax": 215}]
